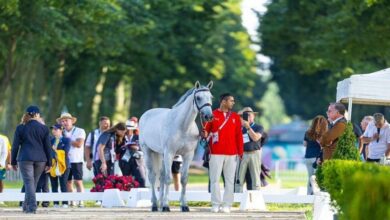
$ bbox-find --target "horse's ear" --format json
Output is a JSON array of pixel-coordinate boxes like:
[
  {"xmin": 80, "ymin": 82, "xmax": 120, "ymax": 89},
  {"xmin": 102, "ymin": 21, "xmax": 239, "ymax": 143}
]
[
  {"xmin": 207, "ymin": 81, "xmax": 213, "ymax": 89},
  {"xmin": 195, "ymin": 81, "xmax": 200, "ymax": 89}
]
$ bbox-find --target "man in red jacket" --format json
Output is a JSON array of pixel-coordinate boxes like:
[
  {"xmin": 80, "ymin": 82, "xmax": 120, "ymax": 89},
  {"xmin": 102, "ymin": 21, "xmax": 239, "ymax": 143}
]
[{"xmin": 203, "ymin": 93, "xmax": 243, "ymax": 213}]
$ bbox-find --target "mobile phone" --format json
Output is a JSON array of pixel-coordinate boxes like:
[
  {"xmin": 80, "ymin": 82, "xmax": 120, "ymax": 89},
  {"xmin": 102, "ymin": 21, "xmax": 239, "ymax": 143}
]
[{"xmin": 243, "ymin": 112, "xmax": 249, "ymax": 121}]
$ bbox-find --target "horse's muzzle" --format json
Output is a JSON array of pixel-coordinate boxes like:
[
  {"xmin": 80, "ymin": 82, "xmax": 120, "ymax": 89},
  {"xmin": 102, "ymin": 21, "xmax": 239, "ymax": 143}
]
[{"xmin": 203, "ymin": 114, "xmax": 213, "ymax": 121}]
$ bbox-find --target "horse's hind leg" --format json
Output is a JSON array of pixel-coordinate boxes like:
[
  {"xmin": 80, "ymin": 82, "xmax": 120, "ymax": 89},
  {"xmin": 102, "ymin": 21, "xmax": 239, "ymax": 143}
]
[
  {"xmin": 145, "ymin": 148, "xmax": 159, "ymax": 211},
  {"xmin": 180, "ymin": 152, "xmax": 194, "ymax": 212},
  {"xmin": 161, "ymin": 152, "xmax": 174, "ymax": 212}
]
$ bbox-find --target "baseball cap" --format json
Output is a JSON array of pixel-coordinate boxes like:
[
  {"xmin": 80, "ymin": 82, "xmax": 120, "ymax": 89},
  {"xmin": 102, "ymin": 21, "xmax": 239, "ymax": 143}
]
[{"xmin": 26, "ymin": 105, "xmax": 40, "ymax": 114}]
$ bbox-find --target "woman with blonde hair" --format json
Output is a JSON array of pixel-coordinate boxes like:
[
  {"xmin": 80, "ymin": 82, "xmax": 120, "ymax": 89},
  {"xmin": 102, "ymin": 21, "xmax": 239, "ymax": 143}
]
[{"xmin": 303, "ymin": 115, "xmax": 328, "ymax": 195}]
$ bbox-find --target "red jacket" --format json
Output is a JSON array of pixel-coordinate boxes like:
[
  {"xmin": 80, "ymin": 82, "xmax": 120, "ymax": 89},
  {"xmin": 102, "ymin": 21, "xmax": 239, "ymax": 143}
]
[{"xmin": 204, "ymin": 109, "xmax": 243, "ymax": 156}]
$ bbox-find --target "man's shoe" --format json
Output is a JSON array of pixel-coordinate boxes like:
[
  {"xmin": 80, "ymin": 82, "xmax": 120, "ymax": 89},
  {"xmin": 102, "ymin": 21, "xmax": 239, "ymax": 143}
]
[
  {"xmin": 211, "ymin": 205, "xmax": 220, "ymax": 213},
  {"xmin": 62, "ymin": 204, "xmax": 69, "ymax": 208},
  {"xmin": 221, "ymin": 206, "xmax": 231, "ymax": 213},
  {"xmin": 95, "ymin": 201, "xmax": 102, "ymax": 206},
  {"xmin": 53, "ymin": 204, "xmax": 60, "ymax": 208}
]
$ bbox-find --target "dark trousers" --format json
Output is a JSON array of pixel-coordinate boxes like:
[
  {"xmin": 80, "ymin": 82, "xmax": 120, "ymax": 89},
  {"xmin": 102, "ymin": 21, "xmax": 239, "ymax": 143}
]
[
  {"xmin": 50, "ymin": 168, "xmax": 70, "ymax": 205},
  {"xmin": 19, "ymin": 161, "xmax": 46, "ymax": 212},
  {"xmin": 119, "ymin": 159, "xmax": 145, "ymax": 187},
  {"xmin": 93, "ymin": 161, "xmax": 100, "ymax": 177},
  {"xmin": 367, "ymin": 158, "xmax": 380, "ymax": 163},
  {"xmin": 94, "ymin": 160, "xmax": 114, "ymax": 176}
]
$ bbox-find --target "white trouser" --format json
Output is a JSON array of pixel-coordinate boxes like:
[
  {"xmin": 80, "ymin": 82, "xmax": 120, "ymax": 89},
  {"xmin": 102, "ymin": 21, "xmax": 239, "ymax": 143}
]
[{"xmin": 209, "ymin": 154, "xmax": 237, "ymax": 207}]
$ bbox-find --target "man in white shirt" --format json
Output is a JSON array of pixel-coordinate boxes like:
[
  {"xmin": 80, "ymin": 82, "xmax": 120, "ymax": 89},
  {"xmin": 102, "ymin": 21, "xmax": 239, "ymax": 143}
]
[
  {"xmin": 362, "ymin": 113, "xmax": 390, "ymax": 163},
  {"xmin": 58, "ymin": 113, "xmax": 86, "ymax": 207},
  {"xmin": 85, "ymin": 116, "xmax": 111, "ymax": 176}
]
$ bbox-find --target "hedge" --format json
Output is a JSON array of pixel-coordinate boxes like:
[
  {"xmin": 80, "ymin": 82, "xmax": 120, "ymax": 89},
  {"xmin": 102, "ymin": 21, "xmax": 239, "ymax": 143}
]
[{"xmin": 317, "ymin": 160, "xmax": 390, "ymax": 220}]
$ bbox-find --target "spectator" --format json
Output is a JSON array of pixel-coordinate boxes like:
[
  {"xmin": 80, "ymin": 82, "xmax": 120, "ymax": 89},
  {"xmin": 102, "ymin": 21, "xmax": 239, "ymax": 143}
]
[
  {"xmin": 97, "ymin": 123, "xmax": 126, "ymax": 176},
  {"xmin": 362, "ymin": 113, "xmax": 390, "ymax": 163},
  {"xmin": 171, "ymin": 155, "xmax": 182, "ymax": 191},
  {"xmin": 117, "ymin": 118, "xmax": 146, "ymax": 187},
  {"xmin": 303, "ymin": 115, "xmax": 328, "ymax": 195},
  {"xmin": 49, "ymin": 124, "xmax": 71, "ymax": 208},
  {"xmin": 235, "ymin": 107, "xmax": 263, "ymax": 193},
  {"xmin": 57, "ymin": 112, "xmax": 86, "ymax": 208},
  {"xmin": 320, "ymin": 103, "xmax": 347, "ymax": 160},
  {"xmin": 0, "ymin": 134, "xmax": 11, "ymax": 205},
  {"xmin": 358, "ymin": 116, "xmax": 374, "ymax": 160},
  {"xmin": 85, "ymin": 116, "xmax": 111, "ymax": 176},
  {"xmin": 203, "ymin": 93, "xmax": 243, "ymax": 213},
  {"xmin": 11, "ymin": 106, "xmax": 52, "ymax": 214}
]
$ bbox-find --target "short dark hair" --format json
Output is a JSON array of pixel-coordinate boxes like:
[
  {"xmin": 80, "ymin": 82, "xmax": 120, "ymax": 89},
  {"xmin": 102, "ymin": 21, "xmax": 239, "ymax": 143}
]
[
  {"xmin": 219, "ymin": 93, "xmax": 233, "ymax": 104},
  {"xmin": 330, "ymin": 102, "xmax": 346, "ymax": 115},
  {"xmin": 99, "ymin": 116, "xmax": 110, "ymax": 121}
]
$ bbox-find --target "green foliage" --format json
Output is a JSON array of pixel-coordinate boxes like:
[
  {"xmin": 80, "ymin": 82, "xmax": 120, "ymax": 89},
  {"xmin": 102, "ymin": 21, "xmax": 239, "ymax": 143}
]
[
  {"xmin": 318, "ymin": 160, "xmax": 390, "ymax": 219},
  {"xmin": 332, "ymin": 122, "xmax": 360, "ymax": 161},
  {"xmin": 259, "ymin": 0, "xmax": 390, "ymax": 119},
  {"xmin": 0, "ymin": 0, "xmax": 265, "ymax": 136},
  {"xmin": 342, "ymin": 172, "xmax": 390, "ymax": 220}
]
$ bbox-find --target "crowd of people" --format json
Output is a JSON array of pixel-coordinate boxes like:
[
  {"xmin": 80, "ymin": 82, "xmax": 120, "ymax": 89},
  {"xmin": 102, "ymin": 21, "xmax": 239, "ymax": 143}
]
[
  {"xmin": 303, "ymin": 103, "xmax": 390, "ymax": 195},
  {"xmin": 0, "ymin": 106, "xmax": 147, "ymax": 213},
  {"xmin": 2, "ymin": 95, "xmax": 388, "ymax": 214}
]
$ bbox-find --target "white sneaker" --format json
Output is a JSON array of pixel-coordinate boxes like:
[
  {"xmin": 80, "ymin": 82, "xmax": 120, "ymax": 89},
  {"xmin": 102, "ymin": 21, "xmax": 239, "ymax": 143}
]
[
  {"xmin": 221, "ymin": 206, "xmax": 231, "ymax": 213},
  {"xmin": 95, "ymin": 201, "xmax": 102, "ymax": 206},
  {"xmin": 211, "ymin": 205, "xmax": 220, "ymax": 213},
  {"xmin": 62, "ymin": 204, "xmax": 69, "ymax": 208}
]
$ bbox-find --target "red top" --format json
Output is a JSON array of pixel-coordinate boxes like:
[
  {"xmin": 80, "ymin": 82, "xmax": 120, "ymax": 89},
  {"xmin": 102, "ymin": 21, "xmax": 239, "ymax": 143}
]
[{"xmin": 204, "ymin": 109, "xmax": 243, "ymax": 156}]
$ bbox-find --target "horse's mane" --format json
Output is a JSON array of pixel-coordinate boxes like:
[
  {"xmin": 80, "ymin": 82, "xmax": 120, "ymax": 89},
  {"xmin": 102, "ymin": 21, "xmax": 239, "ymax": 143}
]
[{"xmin": 172, "ymin": 88, "xmax": 195, "ymax": 108}]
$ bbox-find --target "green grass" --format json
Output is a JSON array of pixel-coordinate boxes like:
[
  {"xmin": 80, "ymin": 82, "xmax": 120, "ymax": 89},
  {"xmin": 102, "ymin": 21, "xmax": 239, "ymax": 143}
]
[{"xmin": 267, "ymin": 204, "xmax": 313, "ymax": 220}]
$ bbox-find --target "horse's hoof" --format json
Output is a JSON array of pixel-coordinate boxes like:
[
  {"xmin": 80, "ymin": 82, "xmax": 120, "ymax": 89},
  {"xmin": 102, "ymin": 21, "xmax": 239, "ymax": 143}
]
[
  {"xmin": 151, "ymin": 206, "xmax": 158, "ymax": 212},
  {"xmin": 162, "ymin": 206, "xmax": 170, "ymax": 212},
  {"xmin": 181, "ymin": 206, "xmax": 190, "ymax": 212}
]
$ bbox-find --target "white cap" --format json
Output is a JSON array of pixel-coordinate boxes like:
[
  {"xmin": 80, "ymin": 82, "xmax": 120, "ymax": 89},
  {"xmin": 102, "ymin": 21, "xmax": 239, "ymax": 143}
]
[{"xmin": 125, "ymin": 120, "xmax": 137, "ymax": 130}]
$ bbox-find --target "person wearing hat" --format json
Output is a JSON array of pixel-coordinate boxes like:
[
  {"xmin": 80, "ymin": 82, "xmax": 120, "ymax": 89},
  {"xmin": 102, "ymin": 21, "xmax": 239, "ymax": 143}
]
[
  {"xmin": 57, "ymin": 112, "xmax": 86, "ymax": 207},
  {"xmin": 116, "ymin": 118, "xmax": 145, "ymax": 187},
  {"xmin": 235, "ymin": 107, "xmax": 264, "ymax": 193},
  {"xmin": 49, "ymin": 123, "xmax": 71, "ymax": 208},
  {"xmin": 11, "ymin": 105, "xmax": 52, "ymax": 214}
]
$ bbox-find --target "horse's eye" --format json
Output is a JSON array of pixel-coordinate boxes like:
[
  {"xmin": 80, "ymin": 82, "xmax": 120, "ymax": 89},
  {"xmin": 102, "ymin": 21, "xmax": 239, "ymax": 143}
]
[{"xmin": 196, "ymin": 97, "xmax": 201, "ymax": 101}]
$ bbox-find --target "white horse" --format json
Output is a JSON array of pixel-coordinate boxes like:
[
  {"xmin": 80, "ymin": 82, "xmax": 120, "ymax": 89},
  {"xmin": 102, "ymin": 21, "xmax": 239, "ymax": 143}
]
[{"xmin": 139, "ymin": 81, "xmax": 213, "ymax": 212}]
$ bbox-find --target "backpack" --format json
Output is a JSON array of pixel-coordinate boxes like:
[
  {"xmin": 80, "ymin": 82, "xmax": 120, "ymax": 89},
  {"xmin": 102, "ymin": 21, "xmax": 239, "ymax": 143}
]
[{"xmin": 50, "ymin": 149, "xmax": 67, "ymax": 177}]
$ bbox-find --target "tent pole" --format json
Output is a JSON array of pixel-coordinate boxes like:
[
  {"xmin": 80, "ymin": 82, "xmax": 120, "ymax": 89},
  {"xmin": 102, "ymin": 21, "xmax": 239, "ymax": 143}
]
[{"xmin": 348, "ymin": 97, "xmax": 352, "ymax": 121}]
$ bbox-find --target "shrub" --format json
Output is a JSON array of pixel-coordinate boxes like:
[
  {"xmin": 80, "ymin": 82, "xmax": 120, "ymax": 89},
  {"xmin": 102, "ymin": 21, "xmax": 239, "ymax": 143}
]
[
  {"xmin": 318, "ymin": 160, "xmax": 390, "ymax": 219},
  {"xmin": 341, "ymin": 172, "xmax": 390, "ymax": 220},
  {"xmin": 332, "ymin": 122, "xmax": 360, "ymax": 161}
]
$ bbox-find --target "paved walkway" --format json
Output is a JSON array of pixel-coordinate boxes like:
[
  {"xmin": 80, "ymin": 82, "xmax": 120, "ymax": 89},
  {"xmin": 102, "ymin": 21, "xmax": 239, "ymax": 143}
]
[{"xmin": 0, "ymin": 207, "xmax": 306, "ymax": 219}]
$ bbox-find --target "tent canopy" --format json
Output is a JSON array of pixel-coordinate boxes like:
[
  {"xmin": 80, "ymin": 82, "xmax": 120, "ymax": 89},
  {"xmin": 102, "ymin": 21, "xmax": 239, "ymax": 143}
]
[{"xmin": 336, "ymin": 68, "xmax": 390, "ymax": 106}]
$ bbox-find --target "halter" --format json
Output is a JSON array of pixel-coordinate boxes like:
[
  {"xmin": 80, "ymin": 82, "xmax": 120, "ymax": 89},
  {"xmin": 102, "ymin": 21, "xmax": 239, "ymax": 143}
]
[{"xmin": 193, "ymin": 88, "xmax": 212, "ymax": 112}]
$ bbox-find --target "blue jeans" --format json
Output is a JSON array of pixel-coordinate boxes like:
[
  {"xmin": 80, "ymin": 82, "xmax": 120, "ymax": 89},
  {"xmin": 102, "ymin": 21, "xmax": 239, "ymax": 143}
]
[{"xmin": 19, "ymin": 161, "xmax": 46, "ymax": 212}]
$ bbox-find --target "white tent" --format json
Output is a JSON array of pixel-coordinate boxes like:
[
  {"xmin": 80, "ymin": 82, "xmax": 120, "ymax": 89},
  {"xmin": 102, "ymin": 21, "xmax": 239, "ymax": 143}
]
[{"xmin": 336, "ymin": 68, "xmax": 390, "ymax": 120}]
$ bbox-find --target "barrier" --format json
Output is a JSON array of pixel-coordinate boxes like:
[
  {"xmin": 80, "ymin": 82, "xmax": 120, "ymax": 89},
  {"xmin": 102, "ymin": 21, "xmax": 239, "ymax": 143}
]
[{"xmin": 0, "ymin": 188, "xmax": 314, "ymax": 205}]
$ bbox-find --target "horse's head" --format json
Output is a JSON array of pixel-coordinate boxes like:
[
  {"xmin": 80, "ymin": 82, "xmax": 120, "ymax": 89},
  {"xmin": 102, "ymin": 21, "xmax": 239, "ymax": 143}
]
[{"xmin": 194, "ymin": 81, "xmax": 214, "ymax": 122}]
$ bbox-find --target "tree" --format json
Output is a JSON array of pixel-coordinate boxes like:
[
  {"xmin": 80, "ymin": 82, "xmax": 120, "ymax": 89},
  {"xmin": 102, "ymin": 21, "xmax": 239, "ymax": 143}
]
[{"xmin": 258, "ymin": 0, "xmax": 390, "ymax": 119}]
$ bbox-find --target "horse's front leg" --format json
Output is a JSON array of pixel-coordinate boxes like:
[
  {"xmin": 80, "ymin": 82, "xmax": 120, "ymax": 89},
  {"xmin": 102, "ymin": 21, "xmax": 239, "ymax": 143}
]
[
  {"xmin": 180, "ymin": 152, "xmax": 193, "ymax": 212},
  {"xmin": 161, "ymin": 152, "xmax": 174, "ymax": 212}
]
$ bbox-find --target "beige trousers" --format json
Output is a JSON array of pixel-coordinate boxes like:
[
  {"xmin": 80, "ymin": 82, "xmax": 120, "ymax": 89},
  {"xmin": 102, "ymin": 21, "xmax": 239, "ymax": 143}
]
[
  {"xmin": 209, "ymin": 154, "xmax": 237, "ymax": 207},
  {"xmin": 235, "ymin": 149, "xmax": 261, "ymax": 192}
]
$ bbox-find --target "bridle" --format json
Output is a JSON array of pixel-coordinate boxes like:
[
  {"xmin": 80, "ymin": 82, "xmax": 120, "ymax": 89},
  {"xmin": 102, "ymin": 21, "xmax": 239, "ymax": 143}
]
[{"xmin": 193, "ymin": 88, "xmax": 212, "ymax": 112}]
